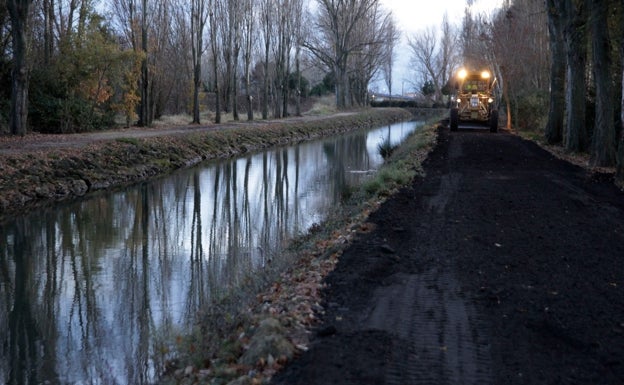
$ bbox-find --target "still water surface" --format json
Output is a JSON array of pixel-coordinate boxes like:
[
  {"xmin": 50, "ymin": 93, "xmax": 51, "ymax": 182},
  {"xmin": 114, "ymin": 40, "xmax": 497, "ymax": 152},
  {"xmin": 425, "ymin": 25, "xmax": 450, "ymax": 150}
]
[{"xmin": 0, "ymin": 120, "xmax": 422, "ymax": 384}]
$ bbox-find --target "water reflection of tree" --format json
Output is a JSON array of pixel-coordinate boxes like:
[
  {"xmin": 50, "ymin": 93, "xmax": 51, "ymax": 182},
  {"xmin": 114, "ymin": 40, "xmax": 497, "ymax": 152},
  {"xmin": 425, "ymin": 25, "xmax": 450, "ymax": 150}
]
[
  {"xmin": 5, "ymin": 218, "xmax": 44, "ymax": 384},
  {"xmin": 0, "ymin": 122, "xmax": 416, "ymax": 384},
  {"xmin": 188, "ymin": 170, "xmax": 206, "ymax": 313}
]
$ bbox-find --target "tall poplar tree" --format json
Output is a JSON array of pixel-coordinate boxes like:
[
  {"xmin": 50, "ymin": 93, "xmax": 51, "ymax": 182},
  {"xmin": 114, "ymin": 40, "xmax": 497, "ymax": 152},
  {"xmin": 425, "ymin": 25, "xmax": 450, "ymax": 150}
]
[
  {"xmin": 545, "ymin": 0, "xmax": 566, "ymax": 144},
  {"xmin": 563, "ymin": 0, "xmax": 588, "ymax": 152},
  {"xmin": 138, "ymin": 0, "xmax": 151, "ymax": 126},
  {"xmin": 190, "ymin": 0, "xmax": 208, "ymax": 124},
  {"xmin": 590, "ymin": 0, "xmax": 616, "ymax": 166}
]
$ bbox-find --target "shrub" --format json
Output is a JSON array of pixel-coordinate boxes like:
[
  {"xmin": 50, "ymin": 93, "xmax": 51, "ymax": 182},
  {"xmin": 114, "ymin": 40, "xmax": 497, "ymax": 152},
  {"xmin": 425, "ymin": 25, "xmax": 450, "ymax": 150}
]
[{"xmin": 513, "ymin": 90, "xmax": 549, "ymax": 131}]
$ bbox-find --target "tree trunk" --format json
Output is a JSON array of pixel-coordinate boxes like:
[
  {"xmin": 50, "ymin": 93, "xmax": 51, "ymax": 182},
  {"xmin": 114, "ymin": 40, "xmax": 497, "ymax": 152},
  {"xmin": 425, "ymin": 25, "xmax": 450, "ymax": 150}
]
[
  {"xmin": 191, "ymin": 0, "xmax": 205, "ymax": 125},
  {"xmin": 545, "ymin": 0, "xmax": 565, "ymax": 144},
  {"xmin": 563, "ymin": 0, "xmax": 588, "ymax": 153},
  {"xmin": 244, "ymin": 42, "xmax": 253, "ymax": 121},
  {"xmin": 232, "ymin": 3, "xmax": 240, "ymax": 122},
  {"xmin": 282, "ymin": 46, "xmax": 289, "ymax": 118},
  {"xmin": 7, "ymin": 0, "xmax": 32, "ymax": 136},
  {"xmin": 232, "ymin": 55, "xmax": 239, "ymax": 121},
  {"xmin": 214, "ymin": 76, "xmax": 221, "ymax": 124},
  {"xmin": 138, "ymin": 0, "xmax": 151, "ymax": 127},
  {"xmin": 262, "ymin": 39, "xmax": 269, "ymax": 119},
  {"xmin": 193, "ymin": 61, "xmax": 201, "ymax": 124},
  {"xmin": 589, "ymin": 0, "xmax": 616, "ymax": 166},
  {"xmin": 335, "ymin": 61, "xmax": 346, "ymax": 109},
  {"xmin": 617, "ymin": 0, "xmax": 624, "ymax": 184},
  {"xmin": 43, "ymin": 0, "xmax": 54, "ymax": 64},
  {"xmin": 295, "ymin": 45, "xmax": 301, "ymax": 116},
  {"xmin": 244, "ymin": 53, "xmax": 253, "ymax": 121}
]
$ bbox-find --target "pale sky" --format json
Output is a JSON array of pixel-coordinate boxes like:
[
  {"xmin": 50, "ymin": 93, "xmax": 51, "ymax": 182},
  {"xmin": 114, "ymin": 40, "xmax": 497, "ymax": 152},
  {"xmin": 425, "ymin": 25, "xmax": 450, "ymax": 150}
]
[{"xmin": 375, "ymin": 0, "xmax": 505, "ymax": 94}]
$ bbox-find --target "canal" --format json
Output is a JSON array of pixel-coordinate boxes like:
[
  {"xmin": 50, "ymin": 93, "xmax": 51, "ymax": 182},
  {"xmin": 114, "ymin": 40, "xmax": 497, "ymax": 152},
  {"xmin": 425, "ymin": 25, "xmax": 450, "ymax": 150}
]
[{"xmin": 0, "ymin": 120, "xmax": 423, "ymax": 384}]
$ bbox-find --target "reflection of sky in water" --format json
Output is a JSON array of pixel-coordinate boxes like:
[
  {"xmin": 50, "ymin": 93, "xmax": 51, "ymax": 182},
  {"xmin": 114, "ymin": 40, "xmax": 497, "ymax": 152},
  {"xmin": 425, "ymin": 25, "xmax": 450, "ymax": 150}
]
[{"xmin": 0, "ymin": 120, "xmax": 422, "ymax": 384}]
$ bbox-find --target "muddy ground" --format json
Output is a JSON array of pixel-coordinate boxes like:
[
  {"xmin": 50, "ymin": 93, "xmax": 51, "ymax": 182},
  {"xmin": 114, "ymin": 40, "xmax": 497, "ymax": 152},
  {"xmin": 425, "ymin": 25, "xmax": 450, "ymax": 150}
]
[{"xmin": 271, "ymin": 126, "xmax": 624, "ymax": 384}]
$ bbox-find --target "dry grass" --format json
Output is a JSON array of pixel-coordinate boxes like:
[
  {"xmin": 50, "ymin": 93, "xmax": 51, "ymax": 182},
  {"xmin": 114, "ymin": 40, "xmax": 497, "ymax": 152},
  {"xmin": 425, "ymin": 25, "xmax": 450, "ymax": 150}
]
[
  {"xmin": 303, "ymin": 95, "xmax": 338, "ymax": 116},
  {"xmin": 152, "ymin": 114, "xmax": 194, "ymax": 127}
]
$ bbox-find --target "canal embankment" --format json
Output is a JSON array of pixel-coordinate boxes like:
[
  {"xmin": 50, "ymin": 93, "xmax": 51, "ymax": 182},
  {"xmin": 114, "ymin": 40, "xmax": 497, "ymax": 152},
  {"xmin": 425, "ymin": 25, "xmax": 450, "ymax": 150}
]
[
  {"xmin": 0, "ymin": 108, "xmax": 421, "ymax": 220},
  {"xmin": 0, "ymin": 107, "xmax": 446, "ymax": 385}
]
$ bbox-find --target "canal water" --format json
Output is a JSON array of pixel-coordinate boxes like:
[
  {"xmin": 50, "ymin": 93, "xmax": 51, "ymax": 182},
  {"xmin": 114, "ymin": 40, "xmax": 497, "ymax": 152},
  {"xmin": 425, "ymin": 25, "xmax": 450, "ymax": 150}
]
[{"xmin": 0, "ymin": 120, "xmax": 422, "ymax": 384}]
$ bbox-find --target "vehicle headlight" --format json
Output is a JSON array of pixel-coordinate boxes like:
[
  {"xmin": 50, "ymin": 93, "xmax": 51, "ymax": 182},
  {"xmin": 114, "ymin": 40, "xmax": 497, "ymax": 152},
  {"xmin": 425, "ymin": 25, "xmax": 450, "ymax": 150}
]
[
  {"xmin": 458, "ymin": 69, "xmax": 467, "ymax": 80},
  {"xmin": 481, "ymin": 70, "xmax": 491, "ymax": 79},
  {"xmin": 488, "ymin": 98, "xmax": 494, "ymax": 103},
  {"xmin": 457, "ymin": 98, "xmax": 461, "ymax": 103}
]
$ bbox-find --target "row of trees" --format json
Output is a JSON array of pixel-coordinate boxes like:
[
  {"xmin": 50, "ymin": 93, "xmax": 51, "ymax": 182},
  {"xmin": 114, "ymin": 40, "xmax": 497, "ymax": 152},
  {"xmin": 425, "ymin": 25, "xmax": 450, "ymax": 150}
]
[
  {"xmin": 1, "ymin": 0, "xmax": 398, "ymax": 135},
  {"xmin": 407, "ymin": 0, "xmax": 623, "ymax": 180}
]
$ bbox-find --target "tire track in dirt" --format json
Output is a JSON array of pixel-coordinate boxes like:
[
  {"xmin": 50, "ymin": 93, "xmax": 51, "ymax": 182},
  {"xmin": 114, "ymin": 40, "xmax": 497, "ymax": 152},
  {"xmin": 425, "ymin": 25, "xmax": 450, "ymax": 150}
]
[
  {"xmin": 364, "ymin": 270, "xmax": 492, "ymax": 385},
  {"xmin": 357, "ymin": 134, "xmax": 491, "ymax": 384}
]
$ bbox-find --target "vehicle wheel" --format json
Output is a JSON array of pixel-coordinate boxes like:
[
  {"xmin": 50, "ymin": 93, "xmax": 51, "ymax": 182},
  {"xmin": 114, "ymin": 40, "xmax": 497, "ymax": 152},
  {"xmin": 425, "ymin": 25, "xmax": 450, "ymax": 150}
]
[
  {"xmin": 450, "ymin": 108, "xmax": 459, "ymax": 131},
  {"xmin": 490, "ymin": 110, "xmax": 499, "ymax": 133}
]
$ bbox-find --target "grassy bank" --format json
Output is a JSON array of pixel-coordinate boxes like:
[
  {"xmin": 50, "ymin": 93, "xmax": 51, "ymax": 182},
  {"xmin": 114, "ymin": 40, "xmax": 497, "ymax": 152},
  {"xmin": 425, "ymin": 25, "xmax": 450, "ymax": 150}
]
[
  {"xmin": 159, "ymin": 117, "xmax": 442, "ymax": 385},
  {"xmin": 0, "ymin": 108, "xmax": 412, "ymax": 221}
]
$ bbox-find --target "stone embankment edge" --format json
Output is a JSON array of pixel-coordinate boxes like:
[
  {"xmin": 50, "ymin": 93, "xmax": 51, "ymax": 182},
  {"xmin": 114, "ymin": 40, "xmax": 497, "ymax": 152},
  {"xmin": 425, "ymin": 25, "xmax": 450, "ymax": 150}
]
[{"xmin": 0, "ymin": 109, "xmax": 413, "ymax": 221}]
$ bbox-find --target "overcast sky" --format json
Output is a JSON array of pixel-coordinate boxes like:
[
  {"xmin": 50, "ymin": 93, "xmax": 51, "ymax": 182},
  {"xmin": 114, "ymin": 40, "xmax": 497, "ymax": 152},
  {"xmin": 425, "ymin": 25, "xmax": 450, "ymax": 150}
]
[{"xmin": 375, "ymin": 0, "xmax": 505, "ymax": 94}]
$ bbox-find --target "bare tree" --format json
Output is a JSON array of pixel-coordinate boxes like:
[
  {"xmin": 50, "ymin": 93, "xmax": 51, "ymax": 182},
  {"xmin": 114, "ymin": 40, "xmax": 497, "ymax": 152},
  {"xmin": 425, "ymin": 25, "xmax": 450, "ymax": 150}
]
[
  {"xmin": 437, "ymin": 14, "xmax": 459, "ymax": 99},
  {"xmin": 381, "ymin": 15, "xmax": 398, "ymax": 97},
  {"xmin": 167, "ymin": 1, "xmax": 193, "ymax": 114},
  {"xmin": 7, "ymin": 0, "xmax": 33, "ymax": 136},
  {"xmin": 309, "ymin": 0, "xmax": 384, "ymax": 109},
  {"xmin": 292, "ymin": 0, "xmax": 307, "ymax": 116},
  {"xmin": 208, "ymin": 0, "xmax": 221, "ymax": 123},
  {"xmin": 563, "ymin": 0, "xmax": 588, "ymax": 152},
  {"xmin": 408, "ymin": 13, "xmax": 458, "ymax": 103},
  {"xmin": 219, "ymin": 0, "xmax": 239, "ymax": 118},
  {"xmin": 230, "ymin": 0, "xmax": 242, "ymax": 121},
  {"xmin": 138, "ymin": 0, "xmax": 151, "ymax": 126},
  {"xmin": 487, "ymin": 0, "xmax": 549, "ymax": 130},
  {"xmin": 42, "ymin": 0, "xmax": 54, "ymax": 64},
  {"xmin": 259, "ymin": 0, "xmax": 273, "ymax": 119},
  {"xmin": 274, "ymin": 0, "xmax": 298, "ymax": 118},
  {"xmin": 190, "ymin": 0, "xmax": 208, "ymax": 124},
  {"xmin": 273, "ymin": 0, "xmax": 285, "ymax": 118},
  {"xmin": 545, "ymin": 0, "xmax": 565, "ymax": 144},
  {"xmin": 619, "ymin": 2, "xmax": 624, "ymax": 184},
  {"xmin": 408, "ymin": 26, "xmax": 438, "ymax": 99},
  {"xmin": 241, "ymin": 0, "xmax": 256, "ymax": 121},
  {"xmin": 111, "ymin": 0, "xmax": 140, "ymax": 49},
  {"xmin": 350, "ymin": 1, "xmax": 396, "ymax": 105},
  {"xmin": 589, "ymin": 0, "xmax": 616, "ymax": 166},
  {"xmin": 460, "ymin": 6, "xmax": 480, "ymax": 69}
]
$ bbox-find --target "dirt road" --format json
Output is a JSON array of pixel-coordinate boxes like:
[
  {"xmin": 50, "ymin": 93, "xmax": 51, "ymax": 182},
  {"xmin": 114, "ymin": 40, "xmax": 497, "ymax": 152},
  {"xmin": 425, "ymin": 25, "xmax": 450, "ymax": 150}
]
[{"xmin": 271, "ymin": 127, "xmax": 624, "ymax": 384}]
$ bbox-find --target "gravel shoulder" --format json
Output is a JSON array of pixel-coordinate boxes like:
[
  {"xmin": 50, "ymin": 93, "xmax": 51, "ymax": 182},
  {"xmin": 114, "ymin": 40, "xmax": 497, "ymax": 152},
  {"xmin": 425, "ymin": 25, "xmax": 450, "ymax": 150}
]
[{"xmin": 271, "ymin": 126, "xmax": 624, "ymax": 384}]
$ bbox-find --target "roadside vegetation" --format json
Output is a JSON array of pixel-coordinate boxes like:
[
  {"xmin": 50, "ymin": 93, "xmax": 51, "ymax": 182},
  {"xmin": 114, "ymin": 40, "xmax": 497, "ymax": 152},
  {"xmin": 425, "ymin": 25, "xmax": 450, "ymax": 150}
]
[{"xmin": 157, "ymin": 116, "xmax": 441, "ymax": 385}]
